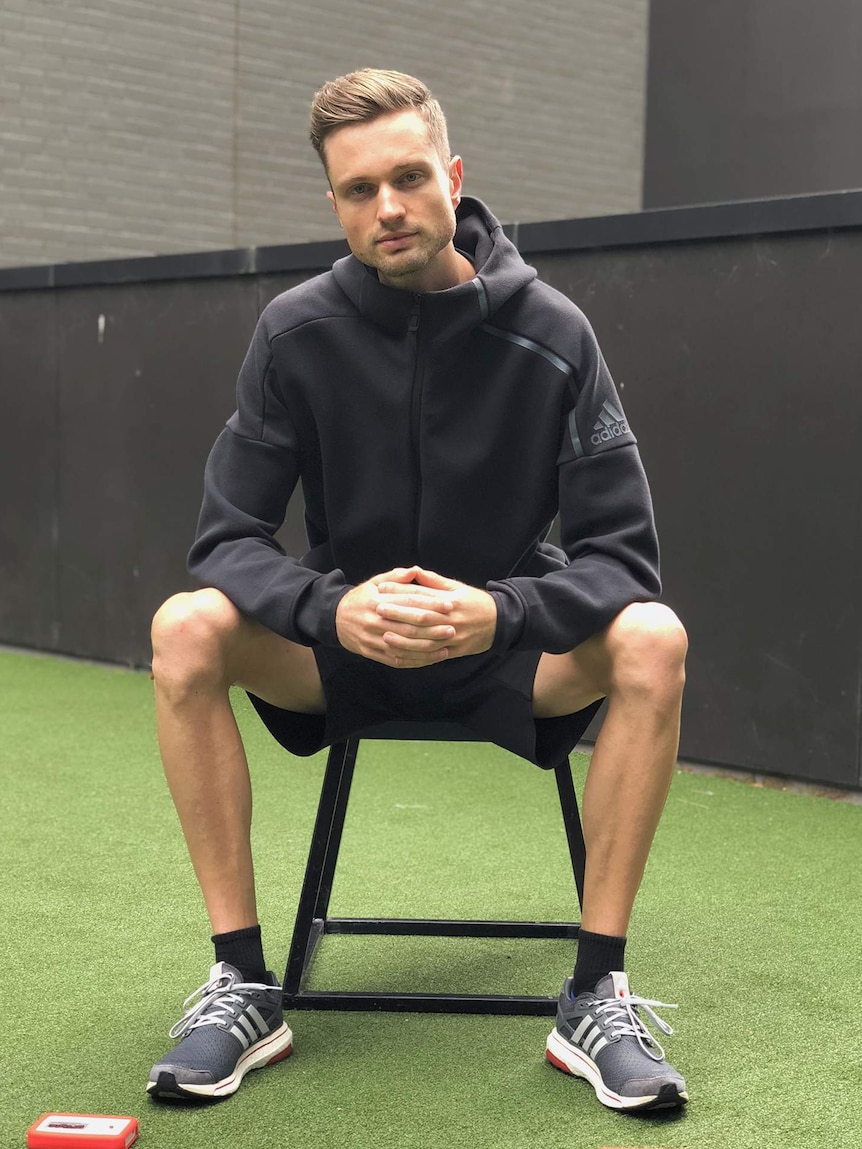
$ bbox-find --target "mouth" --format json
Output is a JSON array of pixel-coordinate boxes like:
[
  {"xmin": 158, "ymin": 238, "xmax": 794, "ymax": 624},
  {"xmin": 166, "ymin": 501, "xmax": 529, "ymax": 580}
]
[{"xmin": 376, "ymin": 231, "xmax": 416, "ymax": 248}]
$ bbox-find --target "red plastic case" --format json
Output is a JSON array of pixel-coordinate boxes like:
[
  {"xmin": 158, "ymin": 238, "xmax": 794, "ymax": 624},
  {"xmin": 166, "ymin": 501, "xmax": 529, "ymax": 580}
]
[{"xmin": 27, "ymin": 1114, "xmax": 139, "ymax": 1148}]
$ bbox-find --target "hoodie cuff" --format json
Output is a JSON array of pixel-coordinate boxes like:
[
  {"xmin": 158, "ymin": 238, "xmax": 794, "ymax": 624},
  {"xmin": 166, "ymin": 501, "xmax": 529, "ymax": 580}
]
[
  {"xmin": 487, "ymin": 584, "xmax": 527, "ymax": 652},
  {"xmin": 292, "ymin": 569, "xmax": 352, "ymax": 646}
]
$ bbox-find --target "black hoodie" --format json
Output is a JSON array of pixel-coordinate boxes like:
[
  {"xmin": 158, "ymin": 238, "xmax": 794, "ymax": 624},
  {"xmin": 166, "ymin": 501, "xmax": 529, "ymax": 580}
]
[{"xmin": 188, "ymin": 197, "xmax": 661, "ymax": 655}]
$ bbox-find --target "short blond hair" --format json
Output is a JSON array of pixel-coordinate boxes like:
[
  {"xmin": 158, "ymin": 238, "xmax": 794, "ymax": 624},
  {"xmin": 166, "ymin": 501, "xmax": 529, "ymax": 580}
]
[{"xmin": 310, "ymin": 68, "xmax": 450, "ymax": 169}]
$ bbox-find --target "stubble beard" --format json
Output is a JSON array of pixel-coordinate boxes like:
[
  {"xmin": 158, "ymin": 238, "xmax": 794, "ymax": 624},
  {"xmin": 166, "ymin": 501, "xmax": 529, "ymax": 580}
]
[{"xmin": 371, "ymin": 216, "xmax": 456, "ymax": 287}]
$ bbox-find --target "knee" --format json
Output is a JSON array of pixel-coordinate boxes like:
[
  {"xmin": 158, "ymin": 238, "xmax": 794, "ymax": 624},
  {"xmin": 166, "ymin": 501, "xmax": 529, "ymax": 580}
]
[
  {"xmin": 607, "ymin": 602, "xmax": 687, "ymax": 700},
  {"xmin": 151, "ymin": 588, "xmax": 241, "ymax": 690}
]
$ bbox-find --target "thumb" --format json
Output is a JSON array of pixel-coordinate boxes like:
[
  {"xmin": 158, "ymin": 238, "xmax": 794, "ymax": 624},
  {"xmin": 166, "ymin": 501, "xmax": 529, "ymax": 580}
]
[
  {"xmin": 411, "ymin": 567, "xmax": 459, "ymax": 591},
  {"xmin": 370, "ymin": 566, "xmax": 421, "ymax": 586}
]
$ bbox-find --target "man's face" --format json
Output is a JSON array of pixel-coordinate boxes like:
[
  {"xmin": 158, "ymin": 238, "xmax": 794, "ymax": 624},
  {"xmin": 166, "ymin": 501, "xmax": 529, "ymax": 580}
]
[{"xmin": 325, "ymin": 109, "xmax": 464, "ymax": 292}]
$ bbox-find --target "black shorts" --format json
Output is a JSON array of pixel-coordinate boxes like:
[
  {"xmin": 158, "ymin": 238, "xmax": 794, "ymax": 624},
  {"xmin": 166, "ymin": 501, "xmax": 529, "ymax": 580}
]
[{"xmin": 247, "ymin": 645, "xmax": 603, "ymax": 770}]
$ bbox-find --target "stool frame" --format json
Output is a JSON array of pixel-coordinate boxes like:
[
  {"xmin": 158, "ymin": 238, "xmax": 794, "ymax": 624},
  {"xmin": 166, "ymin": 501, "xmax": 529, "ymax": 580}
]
[{"xmin": 282, "ymin": 722, "xmax": 586, "ymax": 1016}]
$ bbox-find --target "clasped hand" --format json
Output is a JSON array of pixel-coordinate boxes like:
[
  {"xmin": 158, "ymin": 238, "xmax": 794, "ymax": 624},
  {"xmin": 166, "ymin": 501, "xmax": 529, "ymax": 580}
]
[{"xmin": 335, "ymin": 566, "xmax": 498, "ymax": 668}]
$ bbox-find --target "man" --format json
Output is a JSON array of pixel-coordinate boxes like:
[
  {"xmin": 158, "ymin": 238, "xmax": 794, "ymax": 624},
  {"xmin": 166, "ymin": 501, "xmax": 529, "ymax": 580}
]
[{"xmin": 147, "ymin": 68, "xmax": 689, "ymax": 1113}]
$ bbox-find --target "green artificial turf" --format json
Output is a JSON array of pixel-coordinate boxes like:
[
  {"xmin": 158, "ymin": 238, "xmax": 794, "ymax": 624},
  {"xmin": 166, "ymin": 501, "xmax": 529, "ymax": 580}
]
[{"xmin": 3, "ymin": 648, "xmax": 861, "ymax": 1148}]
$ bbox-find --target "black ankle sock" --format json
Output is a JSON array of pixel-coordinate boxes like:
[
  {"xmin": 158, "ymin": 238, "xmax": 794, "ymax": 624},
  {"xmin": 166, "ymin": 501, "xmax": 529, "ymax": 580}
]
[
  {"xmin": 212, "ymin": 924, "xmax": 268, "ymax": 983},
  {"xmin": 571, "ymin": 928, "xmax": 627, "ymax": 996}
]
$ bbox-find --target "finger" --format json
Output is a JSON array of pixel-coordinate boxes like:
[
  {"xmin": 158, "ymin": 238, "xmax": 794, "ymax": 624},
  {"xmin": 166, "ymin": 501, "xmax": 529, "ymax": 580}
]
[
  {"xmin": 376, "ymin": 597, "xmax": 459, "ymax": 625},
  {"xmin": 375, "ymin": 584, "xmax": 454, "ymax": 605},
  {"xmin": 380, "ymin": 622, "xmax": 456, "ymax": 644},
  {"xmin": 410, "ymin": 568, "xmax": 459, "ymax": 591},
  {"xmin": 370, "ymin": 566, "xmax": 422, "ymax": 586},
  {"xmin": 385, "ymin": 644, "xmax": 450, "ymax": 667}
]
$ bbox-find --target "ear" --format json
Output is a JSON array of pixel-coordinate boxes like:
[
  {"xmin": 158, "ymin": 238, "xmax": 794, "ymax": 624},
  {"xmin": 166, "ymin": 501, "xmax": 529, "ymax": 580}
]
[
  {"xmin": 448, "ymin": 155, "xmax": 464, "ymax": 207},
  {"xmin": 326, "ymin": 188, "xmax": 345, "ymax": 229}
]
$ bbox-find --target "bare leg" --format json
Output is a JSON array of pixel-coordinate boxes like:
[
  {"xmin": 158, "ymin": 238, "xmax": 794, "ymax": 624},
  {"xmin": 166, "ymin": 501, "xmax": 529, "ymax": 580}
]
[
  {"xmin": 533, "ymin": 602, "xmax": 687, "ymax": 936},
  {"xmin": 151, "ymin": 588, "xmax": 325, "ymax": 935}
]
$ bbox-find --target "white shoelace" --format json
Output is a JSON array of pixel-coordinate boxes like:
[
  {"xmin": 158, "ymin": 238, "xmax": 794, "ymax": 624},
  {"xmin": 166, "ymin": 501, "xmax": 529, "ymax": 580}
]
[
  {"xmin": 168, "ymin": 971, "xmax": 272, "ymax": 1040},
  {"xmin": 593, "ymin": 991, "xmax": 678, "ymax": 1062}
]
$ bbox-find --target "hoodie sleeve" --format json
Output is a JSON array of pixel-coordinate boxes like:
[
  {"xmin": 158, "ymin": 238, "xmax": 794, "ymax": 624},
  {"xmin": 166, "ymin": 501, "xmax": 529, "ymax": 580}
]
[
  {"xmin": 487, "ymin": 315, "xmax": 661, "ymax": 653},
  {"xmin": 187, "ymin": 314, "xmax": 350, "ymax": 646}
]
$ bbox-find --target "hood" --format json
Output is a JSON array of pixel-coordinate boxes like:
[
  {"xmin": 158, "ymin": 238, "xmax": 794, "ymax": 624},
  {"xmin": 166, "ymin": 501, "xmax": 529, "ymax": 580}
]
[{"xmin": 330, "ymin": 195, "xmax": 537, "ymax": 334}]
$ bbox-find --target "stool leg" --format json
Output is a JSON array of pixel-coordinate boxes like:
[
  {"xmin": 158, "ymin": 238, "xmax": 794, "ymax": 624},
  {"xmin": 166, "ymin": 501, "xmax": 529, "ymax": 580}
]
[
  {"xmin": 283, "ymin": 738, "xmax": 360, "ymax": 1001},
  {"xmin": 554, "ymin": 758, "xmax": 586, "ymax": 911},
  {"xmin": 313, "ymin": 739, "xmax": 360, "ymax": 921}
]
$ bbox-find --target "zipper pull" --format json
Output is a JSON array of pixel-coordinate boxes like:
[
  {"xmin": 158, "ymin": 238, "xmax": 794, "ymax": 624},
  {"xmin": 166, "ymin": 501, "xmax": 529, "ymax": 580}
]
[{"xmin": 409, "ymin": 297, "xmax": 420, "ymax": 332}]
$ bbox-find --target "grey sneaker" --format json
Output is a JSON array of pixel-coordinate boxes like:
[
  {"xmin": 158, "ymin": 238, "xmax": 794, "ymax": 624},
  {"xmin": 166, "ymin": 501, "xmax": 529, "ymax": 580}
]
[
  {"xmin": 147, "ymin": 962, "xmax": 293, "ymax": 1100},
  {"xmin": 545, "ymin": 972, "xmax": 688, "ymax": 1111}
]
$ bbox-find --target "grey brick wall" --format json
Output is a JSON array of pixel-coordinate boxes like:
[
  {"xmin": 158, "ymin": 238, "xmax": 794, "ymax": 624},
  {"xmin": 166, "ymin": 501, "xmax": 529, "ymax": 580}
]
[{"xmin": 0, "ymin": 0, "xmax": 647, "ymax": 268}]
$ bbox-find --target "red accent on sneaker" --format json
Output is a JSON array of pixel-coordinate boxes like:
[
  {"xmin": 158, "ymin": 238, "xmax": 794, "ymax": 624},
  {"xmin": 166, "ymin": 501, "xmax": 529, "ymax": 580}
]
[
  {"xmin": 545, "ymin": 1048, "xmax": 573, "ymax": 1075},
  {"xmin": 266, "ymin": 1043, "xmax": 293, "ymax": 1066}
]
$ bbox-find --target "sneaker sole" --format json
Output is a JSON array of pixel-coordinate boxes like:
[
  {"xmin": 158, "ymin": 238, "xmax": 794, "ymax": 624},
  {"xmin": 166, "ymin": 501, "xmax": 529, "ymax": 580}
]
[
  {"xmin": 545, "ymin": 1027, "xmax": 688, "ymax": 1111},
  {"xmin": 147, "ymin": 1021, "xmax": 294, "ymax": 1101}
]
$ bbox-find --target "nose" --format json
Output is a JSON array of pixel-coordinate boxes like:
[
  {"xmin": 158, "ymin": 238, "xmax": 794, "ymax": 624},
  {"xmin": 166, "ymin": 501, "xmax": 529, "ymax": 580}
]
[{"xmin": 377, "ymin": 183, "xmax": 405, "ymax": 222}]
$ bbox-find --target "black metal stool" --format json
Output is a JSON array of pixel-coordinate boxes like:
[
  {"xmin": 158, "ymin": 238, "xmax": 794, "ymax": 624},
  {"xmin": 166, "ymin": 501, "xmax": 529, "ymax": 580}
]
[{"xmin": 282, "ymin": 721, "xmax": 586, "ymax": 1016}]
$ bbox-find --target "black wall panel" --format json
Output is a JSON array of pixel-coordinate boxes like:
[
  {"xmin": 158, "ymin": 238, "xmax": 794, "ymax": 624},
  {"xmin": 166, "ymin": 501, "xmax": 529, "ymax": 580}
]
[
  {"xmin": 52, "ymin": 279, "xmax": 259, "ymax": 664},
  {"xmin": 0, "ymin": 292, "xmax": 58, "ymax": 649},
  {"xmin": 533, "ymin": 233, "xmax": 862, "ymax": 785}
]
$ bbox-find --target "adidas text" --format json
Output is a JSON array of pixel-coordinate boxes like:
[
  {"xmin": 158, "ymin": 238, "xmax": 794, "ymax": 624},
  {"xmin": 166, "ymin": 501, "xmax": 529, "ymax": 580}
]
[{"xmin": 591, "ymin": 420, "xmax": 629, "ymax": 446}]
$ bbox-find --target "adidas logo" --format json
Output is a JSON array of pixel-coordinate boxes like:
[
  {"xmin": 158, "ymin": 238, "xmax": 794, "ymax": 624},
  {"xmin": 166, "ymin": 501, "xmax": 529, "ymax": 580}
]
[
  {"xmin": 591, "ymin": 399, "xmax": 630, "ymax": 446},
  {"xmin": 570, "ymin": 1013, "xmax": 610, "ymax": 1059},
  {"xmin": 229, "ymin": 1004, "xmax": 272, "ymax": 1050}
]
